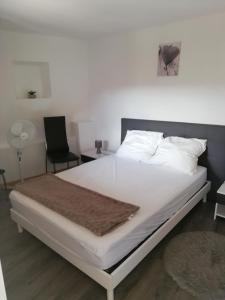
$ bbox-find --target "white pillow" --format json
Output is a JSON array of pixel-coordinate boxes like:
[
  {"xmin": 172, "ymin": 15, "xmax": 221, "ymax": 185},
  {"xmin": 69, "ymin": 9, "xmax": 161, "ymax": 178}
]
[
  {"xmin": 116, "ymin": 130, "xmax": 163, "ymax": 161},
  {"xmin": 149, "ymin": 136, "xmax": 207, "ymax": 175}
]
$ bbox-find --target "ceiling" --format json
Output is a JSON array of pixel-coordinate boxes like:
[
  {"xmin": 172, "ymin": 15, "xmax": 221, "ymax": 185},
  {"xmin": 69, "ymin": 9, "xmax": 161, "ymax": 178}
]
[{"xmin": 0, "ymin": 0, "xmax": 225, "ymax": 38}]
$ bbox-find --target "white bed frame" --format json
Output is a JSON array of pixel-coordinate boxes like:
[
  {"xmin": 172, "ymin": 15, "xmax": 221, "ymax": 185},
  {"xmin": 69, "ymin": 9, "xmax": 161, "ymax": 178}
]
[
  {"xmin": 10, "ymin": 181, "xmax": 211, "ymax": 300},
  {"xmin": 0, "ymin": 261, "xmax": 7, "ymax": 300}
]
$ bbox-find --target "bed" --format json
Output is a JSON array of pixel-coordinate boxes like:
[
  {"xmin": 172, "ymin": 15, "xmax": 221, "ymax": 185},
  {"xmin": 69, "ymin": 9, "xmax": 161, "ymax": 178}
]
[{"xmin": 9, "ymin": 118, "xmax": 225, "ymax": 300}]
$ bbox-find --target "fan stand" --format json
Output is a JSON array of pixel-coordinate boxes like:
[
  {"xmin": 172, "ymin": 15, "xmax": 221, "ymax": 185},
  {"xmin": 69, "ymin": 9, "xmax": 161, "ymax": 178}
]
[{"xmin": 17, "ymin": 150, "xmax": 24, "ymax": 183}]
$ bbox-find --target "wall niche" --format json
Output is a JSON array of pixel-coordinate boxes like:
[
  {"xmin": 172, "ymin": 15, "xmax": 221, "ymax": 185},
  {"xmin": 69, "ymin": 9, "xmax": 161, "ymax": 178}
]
[{"xmin": 13, "ymin": 61, "xmax": 51, "ymax": 99}]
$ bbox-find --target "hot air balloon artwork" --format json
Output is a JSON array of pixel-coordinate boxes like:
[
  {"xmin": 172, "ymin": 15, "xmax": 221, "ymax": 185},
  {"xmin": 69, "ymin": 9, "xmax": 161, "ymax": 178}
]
[{"xmin": 157, "ymin": 42, "xmax": 181, "ymax": 76}]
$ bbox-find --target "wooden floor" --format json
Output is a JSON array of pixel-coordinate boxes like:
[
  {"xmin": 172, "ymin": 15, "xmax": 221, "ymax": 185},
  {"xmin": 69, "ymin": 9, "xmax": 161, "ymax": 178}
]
[{"xmin": 0, "ymin": 189, "xmax": 224, "ymax": 300}]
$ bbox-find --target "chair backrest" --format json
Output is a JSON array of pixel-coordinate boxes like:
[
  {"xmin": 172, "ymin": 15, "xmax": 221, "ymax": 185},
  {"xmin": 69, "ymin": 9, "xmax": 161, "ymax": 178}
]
[{"xmin": 44, "ymin": 116, "xmax": 69, "ymax": 154}]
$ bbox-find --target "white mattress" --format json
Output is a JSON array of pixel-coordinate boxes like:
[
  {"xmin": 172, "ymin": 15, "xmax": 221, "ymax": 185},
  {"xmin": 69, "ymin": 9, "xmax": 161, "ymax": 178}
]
[{"xmin": 10, "ymin": 155, "xmax": 207, "ymax": 270}]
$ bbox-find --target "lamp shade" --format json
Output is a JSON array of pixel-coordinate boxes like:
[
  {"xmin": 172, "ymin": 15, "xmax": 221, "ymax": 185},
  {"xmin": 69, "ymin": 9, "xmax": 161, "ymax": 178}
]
[{"xmin": 95, "ymin": 140, "xmax": 102, "ymax": 154}]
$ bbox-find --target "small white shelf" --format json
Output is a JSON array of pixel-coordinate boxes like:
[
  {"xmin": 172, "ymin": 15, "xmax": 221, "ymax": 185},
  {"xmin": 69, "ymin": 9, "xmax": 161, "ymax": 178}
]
[
  {"xmin": 214, "ymin": 203, "xmax": 225, "ymax": 220},
  {"xmin": 214, "ymin": 181, "xmax": 225, "ymax": 220},
  {"xmin": 13, "ymin": 61, "xmax": 51, "ymax": 99}
]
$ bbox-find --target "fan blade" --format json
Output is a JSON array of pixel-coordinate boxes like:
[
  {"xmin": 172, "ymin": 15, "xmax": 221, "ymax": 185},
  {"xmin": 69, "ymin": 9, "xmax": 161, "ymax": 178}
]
[
  {"xmin": 11, "ymin": 122, "xmax": 23, "ymax": 137},
  {"xmin": 8, "ymin": 120, "xmax": 36, "ymax": 149},
  {"xmin": 11, "ymin": 137, "xmax": 26, "ymax": 149}
]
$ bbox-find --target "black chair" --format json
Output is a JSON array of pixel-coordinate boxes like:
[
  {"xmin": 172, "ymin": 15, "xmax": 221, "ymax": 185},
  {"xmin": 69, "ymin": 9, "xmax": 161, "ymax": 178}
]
[
  {"xmin": 0, "ymin": 169, "xmax": 7, "ymax": 190},
  {"xmin": 44, "ymin": 116, "xmax": 79, "ymax": 173}
]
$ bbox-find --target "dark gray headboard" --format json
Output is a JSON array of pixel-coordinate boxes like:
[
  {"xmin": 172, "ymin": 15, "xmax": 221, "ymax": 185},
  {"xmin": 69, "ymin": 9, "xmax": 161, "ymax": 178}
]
[{"xmin": 121, "ymin": 118, "xmax": 225, "ymax": 201}]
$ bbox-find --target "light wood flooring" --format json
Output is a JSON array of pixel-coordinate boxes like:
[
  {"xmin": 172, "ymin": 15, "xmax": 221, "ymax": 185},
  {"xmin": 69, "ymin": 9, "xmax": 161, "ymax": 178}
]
[{"xmin": 0, "ymin": 190, "xmax": 224, "ymax": 300}]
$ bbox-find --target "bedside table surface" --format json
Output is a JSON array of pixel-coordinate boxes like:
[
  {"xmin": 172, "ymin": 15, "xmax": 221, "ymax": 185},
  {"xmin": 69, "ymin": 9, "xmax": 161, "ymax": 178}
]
[
  {"xmin": 81, "ymin": 149, "xmax": 114, "ymax": 159},
  {"xmin": 217, "ymin": 182, "xmax": 225, "ymax": 195}
]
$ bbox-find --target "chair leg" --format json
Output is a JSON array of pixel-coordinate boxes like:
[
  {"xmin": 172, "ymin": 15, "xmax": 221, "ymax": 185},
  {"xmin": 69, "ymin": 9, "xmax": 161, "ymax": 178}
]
[
  {"xmin": 53, "ymin": 163, "xmax": 56, "ymax": 173},
  {"xmin": 2, "ymin": 173, "xmax": 7, "ymax": 190},
  {"xmin": 46, "ymin": 154, "xmax": 48, "ymax": 173}
]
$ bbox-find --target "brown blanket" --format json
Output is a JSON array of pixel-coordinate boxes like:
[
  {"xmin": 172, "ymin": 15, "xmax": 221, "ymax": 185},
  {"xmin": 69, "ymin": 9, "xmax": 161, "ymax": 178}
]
[{"xmin": 15, "ymin": 174, "xmax": 139, "ymax": 236}]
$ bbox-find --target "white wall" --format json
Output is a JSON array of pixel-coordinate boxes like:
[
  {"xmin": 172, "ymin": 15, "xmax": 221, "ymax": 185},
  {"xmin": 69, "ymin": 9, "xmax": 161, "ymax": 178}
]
[
  {"xmin": 88, "ymin": 12, "xmax": 225, "ymax": 150},
  {"xmin": 1, "ymin": 12, "xmax": 225, "ymax": 182},
  {"xmin": 0, "ymin": 30, "xmax": 89, "ymax": 181}
]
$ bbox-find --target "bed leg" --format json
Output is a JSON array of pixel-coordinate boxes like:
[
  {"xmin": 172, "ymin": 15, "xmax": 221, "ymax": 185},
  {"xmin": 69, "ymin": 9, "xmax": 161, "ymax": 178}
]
[
  {"xmin": 214, "ymin": 203, "xmax": 218, "ymax": 220},
  {"xmin": 17, "ymin": 224, "xmax": 23, "ymax": 233},
  {"xmin": 107, "ymin": 289, "xmax": 114, "ymax": 300},
  {"xmin": 203, "ymin": 194, "xmax": 207, "ymax": 203}
]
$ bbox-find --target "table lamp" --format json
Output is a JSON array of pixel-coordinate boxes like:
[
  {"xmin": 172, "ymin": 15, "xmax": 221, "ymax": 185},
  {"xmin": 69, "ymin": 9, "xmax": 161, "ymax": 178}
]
[{"xmin": 95, "ymin": 140, "xmax": 102, "ymax": 154}]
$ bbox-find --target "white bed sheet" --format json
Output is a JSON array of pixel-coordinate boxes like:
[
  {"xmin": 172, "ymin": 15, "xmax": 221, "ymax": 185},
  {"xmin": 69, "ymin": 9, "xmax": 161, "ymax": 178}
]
[{"xmin": 10, "ymin": 155, "xmax": 207, "ymax": 270}]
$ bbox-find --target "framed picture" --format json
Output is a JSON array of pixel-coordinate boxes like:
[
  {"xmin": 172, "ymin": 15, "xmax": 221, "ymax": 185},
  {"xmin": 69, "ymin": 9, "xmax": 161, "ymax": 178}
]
[{"xmin": 157, "ymin": 42, "xmax": 181, "ymax": 76}]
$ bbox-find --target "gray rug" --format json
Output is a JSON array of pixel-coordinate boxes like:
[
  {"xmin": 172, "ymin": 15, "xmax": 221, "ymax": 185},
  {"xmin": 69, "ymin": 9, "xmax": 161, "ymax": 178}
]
[{"xmin": 164, "ymin": 231, "xmax": 225, "ymax": 300}]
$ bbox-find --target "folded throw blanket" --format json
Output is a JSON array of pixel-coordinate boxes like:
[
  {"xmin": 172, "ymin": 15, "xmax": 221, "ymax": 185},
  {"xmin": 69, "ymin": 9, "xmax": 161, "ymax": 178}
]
[{"xmin": 15, "ymin": 174, "xmax": 139, "ymax": 236}]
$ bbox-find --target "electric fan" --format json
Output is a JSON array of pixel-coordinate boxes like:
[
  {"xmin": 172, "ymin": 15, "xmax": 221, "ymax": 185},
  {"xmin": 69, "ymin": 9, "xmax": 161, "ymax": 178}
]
[{"xmin": 7, "ymin": 120, "xmax": 36, "ymax": 182}]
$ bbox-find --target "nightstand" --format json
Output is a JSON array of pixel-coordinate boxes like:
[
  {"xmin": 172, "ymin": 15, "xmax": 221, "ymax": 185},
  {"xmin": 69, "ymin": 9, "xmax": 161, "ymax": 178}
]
[
  {"xmin": 81, "ymin": 149, "xmax": 113, "ymax": 163},
  {"xmin": 214, "ymin": 182, "xmax": 225, "ymax": 220}
]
